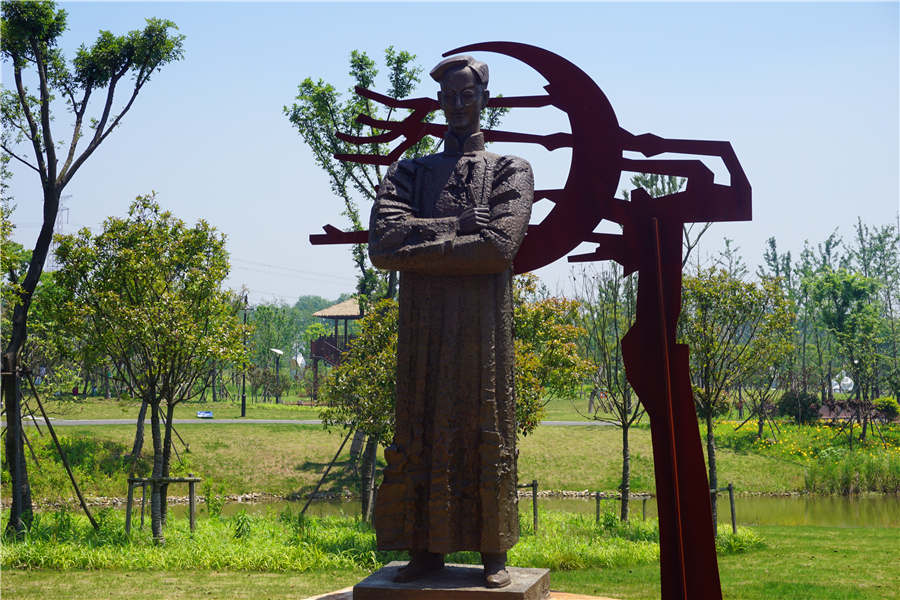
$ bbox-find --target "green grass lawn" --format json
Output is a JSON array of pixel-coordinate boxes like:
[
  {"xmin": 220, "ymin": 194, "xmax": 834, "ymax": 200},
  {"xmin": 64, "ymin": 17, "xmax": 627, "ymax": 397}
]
[
  {"xmin": 39, "ymin": 397, "xmax": 323, "ymax": 421},
  {"xmin": 15, "ymin": 422, "xmax": 807, "ymax": 503},
  {"xmin": 3, "ymin": 519, "xmax": 896, "ymax": 600},
  {"xmin": 39, "ymin": 395, "xmax": 599, "ymax": 423},
  {"xmin": 553, "ymin": 525, "xmax": 900, "ymax": 600},
  {"xmin": 1, "ymin": 568, "xmax": 366, "ymax": 599}
]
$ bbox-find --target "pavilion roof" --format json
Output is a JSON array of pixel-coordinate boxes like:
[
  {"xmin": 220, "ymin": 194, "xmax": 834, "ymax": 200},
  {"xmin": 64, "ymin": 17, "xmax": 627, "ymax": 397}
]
[{"xmin": 312, "ymin": 298, "xmax": 361, "ymax": 320}]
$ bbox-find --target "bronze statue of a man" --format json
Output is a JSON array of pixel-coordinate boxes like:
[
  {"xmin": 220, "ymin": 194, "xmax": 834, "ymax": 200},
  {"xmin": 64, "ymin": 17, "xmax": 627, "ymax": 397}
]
[{"xmin": 368, "ymin": 55, "xmax": 534, "ymax": 588}]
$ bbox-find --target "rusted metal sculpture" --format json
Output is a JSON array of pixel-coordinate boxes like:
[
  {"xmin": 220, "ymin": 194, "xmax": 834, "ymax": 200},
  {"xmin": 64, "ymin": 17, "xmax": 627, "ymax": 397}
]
[{"xmin": 310, "ymin": 42, "xmax": 750, "ymax": 600}]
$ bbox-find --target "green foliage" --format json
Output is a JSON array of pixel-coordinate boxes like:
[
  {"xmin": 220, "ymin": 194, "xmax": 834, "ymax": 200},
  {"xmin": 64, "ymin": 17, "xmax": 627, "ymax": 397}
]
[
  {"xmin": 320, "ymin": 299, "xmax": 397, "ymax": 443},
  {"xmin": 202, "ymin": 481, "xmax": 225, "ymax": 519},
  {"xmin": 1, "ymin": 509, "xmax": 762, "ymax": 572},
  {"xmin": 232, "ymin": 509, "xmax": 252, "ymax": 539},
  {"xmin": 571, "ymin": 263, "xmax": 641, "ymax": 424},
  {"xmin": 712, "ymin": 419, "xmax": 900, "ymax": 493},
  {"xmin": 0, "ymin": 431, "xmax": 151, "ymax": 502},
  {"xmin": 53, "ymin": 194, "xmax": 247, "ymax": 408},
  {"xmin": 805, "ymin": 451, "xmax": 900, "ymax": 494},
  {"xmin": 246, "ymin": 296, "xmax": 335, "ymax": 368},
  {"xmin": 1, "ymin": 1, "xmax": 183, "ymax": 180},
  {"xmin": 514, "ymin": 274, "xmax": 592, "ymax": 435},
  {"xmin": 681, "ymin": 267, "xmax": 777, "ymax": 419},
  {"xmin": 873, "ymin": 396, "xmax": 899, "ymax": 421},
  {"xmin": 320, "ymin": 281, "xmax": 588, "ymax": 440},
  {"xmin": 777, "ymin": 390, "xmax": 821, "ymax": 424},
  {"xmin": 811, "ymin": 267, "xmax": 882, "ymax": 399},
  {"xmin": 284, "ymin": 48, "xmax": 433, "ymax": 298}
]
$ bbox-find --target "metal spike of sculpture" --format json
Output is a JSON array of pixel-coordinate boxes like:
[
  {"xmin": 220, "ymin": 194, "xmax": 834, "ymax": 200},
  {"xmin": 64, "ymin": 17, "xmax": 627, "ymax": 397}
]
[{"xmin": 310, "ymin": 42, "xmax": 750, "ymax": 600}]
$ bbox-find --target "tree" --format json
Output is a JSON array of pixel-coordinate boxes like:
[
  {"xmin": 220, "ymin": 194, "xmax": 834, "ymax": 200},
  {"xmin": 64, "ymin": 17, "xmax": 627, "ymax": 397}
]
[
  {"xmin": 679, "ymin": 262, "xmax": 775, "ymax": 527},
  {"xmin": 319, "ymin": 298, "xmax": 397, "ymax": 521},
  {"xmin": 571, "ymin": 263, "xmax": 643, "ymax": 520},
  {"xmin": 796, "ymin": 232, "xmax": 846, "ymax": 406},
  {"xmin": 285, "ymin": 48, "xmax": 432, "ymax": 300},
  {"xmin": 737, "ymin": 277, "xmax": 795, "ymax": 439},
  {"xmin": 849, "ymin": 219, "xmax": 900, "ymax": 399},
  {"xmin": 284, "ymin": 47, "xmax": 507, "ymax": 299},
  {"xmin": 0, "ymin": 0, "xmax": 184, "ymax": 536},
  {"xmin": 513, "ymin": 274, "xmax": 592, "ymax": 435},
  {"xmin": 54, "ymin": 195, "xmax": 245, "ymax": 542},
  {"xmin": 810, "ymin": 267, "xmax": 882, "ymax": 444},
  {"xmin": 570, "ymin": 174, "xmax": 703, "ymax": 521}
]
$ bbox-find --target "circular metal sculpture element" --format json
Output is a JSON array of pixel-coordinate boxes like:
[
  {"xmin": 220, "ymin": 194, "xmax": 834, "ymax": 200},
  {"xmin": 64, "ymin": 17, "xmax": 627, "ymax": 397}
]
[{"xmin": 444, "ymin": 42, "xmax": 622, "ymax": 274}]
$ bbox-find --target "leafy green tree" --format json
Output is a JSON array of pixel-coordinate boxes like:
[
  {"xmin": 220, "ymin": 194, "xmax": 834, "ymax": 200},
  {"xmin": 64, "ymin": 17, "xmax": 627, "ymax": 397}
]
[
  {"xmin": 848, "ymin": 219, "xmax": 900, "ymax": 399},
  {"xmin": 810, "ymin": 267, "xmax": 882, "ymax": 444},
  {"xmin": 737, "ymin": 277, "xmax": 795, "ymax": 439},
  {"xmin": 0, "ymin": 0, "xmax": 184, "ymax": 536},
  {"xmin": 320, "ymin": 298, "xmax": 397, "ymax": 520},
  {"xmin": 796, "ymin": 232, "xmax": 845, "ymax": 405},
  {"xmin": 54, "ymin": 194, "xmax": 245, "ymax": 543},
  {"xmin": 571, "ymin": 263, "xmax": 642, "ymax": 520},
  {"xmin": 293, "ymin": 295, "xmax": 334, "ymax": 356},
  {"xmin": 284, "ymin": 48, "xmax": 432, "ymax": 299},
  {"xmin": 680, "ymin": 263, "xmax": 776, "ymax": 526},
  {"xmin": 249, "ymin": 303, "xmax": 303, "ymax": 369},
  {"xmin": 513, "ymin": 274, "xmax": 592, "ymax": 435},
  {"xmin": 285, "ymin": 47, "xmax": 507, "ymax": 300}
]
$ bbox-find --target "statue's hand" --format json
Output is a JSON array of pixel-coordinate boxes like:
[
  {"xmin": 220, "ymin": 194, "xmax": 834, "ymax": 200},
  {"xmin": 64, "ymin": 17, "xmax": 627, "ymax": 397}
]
[{"xmin": 458, "ymin": 206, "xmax": 490, "ymax": 234}]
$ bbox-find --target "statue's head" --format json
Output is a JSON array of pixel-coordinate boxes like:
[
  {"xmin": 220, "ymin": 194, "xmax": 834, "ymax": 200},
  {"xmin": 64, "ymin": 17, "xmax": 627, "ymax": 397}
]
[{"xmin": 431, "ymin": 55, "xmax": 490, "ymax": 138}]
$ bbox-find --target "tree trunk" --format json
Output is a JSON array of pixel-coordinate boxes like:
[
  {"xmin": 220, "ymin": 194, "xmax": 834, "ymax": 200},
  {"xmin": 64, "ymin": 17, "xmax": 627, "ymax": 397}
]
[
  {"xmin": 705, "ymin": 411, "xmax": 718, "ymax": 534},
  {"xmin": 757, "ymin": 412, "xmax": 765, "ymax": 439},
  {"xmin": 150, "ymin": 401, "xmax": 164, "ymax": 543},
  {"xmin": 2, "ymin": 365, "xmax": 32, "ymax": 537},
  {"xmin": 386, "ymin": 270, "xmax": 398, "ymax": 300},
  {"xmin": 620, "ymin": 423, "xmax": 630, "ymax": 521},
  {"xmin": 160, "ymin": 402, "xmax": 176, "ymax": 528},
  {"xmin": 129, "ymin": 399, "xmax": 149, "ymax": 476},
  {"xmin": 2, "ymin": 189, "xmax": 60, "ymax": 536},
  {"xmin": 360, "ymin": 437, "xmax": 378, "ymax": 522},
  {"xmin": 349, "ymin": 430, "xmax": 366, "ymax": 474}
]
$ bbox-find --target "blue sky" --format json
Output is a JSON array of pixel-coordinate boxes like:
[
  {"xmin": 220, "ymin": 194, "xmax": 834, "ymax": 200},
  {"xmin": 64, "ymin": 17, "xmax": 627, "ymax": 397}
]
[{"xmin": 5, "ymin": 2, "xmax": 898, "ymax": 303}]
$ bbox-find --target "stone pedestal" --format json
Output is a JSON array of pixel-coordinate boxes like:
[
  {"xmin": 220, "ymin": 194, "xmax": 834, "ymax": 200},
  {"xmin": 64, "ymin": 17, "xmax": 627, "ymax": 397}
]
[{"xmin": 352, "ymin": 561, "xmax": 551, "ymax": 600}]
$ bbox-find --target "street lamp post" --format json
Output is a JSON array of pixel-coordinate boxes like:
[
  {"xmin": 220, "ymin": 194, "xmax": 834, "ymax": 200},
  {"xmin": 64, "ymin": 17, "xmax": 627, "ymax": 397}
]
[{"xmin": 271, "ymin": 348, "xmax": 284, "ymax": 404}]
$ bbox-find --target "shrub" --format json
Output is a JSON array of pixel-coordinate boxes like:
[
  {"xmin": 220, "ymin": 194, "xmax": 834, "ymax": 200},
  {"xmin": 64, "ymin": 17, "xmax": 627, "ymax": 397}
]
[
  {"xmin": 873, "ymin": 396, "xmax": 900, "ymax": 422},
  {"xmin": 778, "ymin": 390, "xmax": 820, "ymax": 424},
  {"xmin": 202, "ymin": 481, "xmax": 225, "ymax": 518}
]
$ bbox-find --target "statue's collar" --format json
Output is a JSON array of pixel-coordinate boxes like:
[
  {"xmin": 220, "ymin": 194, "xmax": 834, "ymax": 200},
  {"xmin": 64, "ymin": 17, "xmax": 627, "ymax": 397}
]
[{"xmin": 443, "ymin": 131, "xmax": 485, "ymax": 155}]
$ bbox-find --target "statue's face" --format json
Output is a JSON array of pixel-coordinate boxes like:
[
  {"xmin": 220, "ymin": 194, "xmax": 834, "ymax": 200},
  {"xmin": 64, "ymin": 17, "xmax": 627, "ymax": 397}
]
[{"xmin": 438, "ymin": 66, "xmax": 488, "ymax": 137}]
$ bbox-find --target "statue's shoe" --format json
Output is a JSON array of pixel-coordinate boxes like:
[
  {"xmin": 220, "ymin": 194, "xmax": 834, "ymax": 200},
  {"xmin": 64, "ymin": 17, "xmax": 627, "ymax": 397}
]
[
  {"xmin": 393, "ymin": 553, "xmax": 445, "ymax": 582},
  {"xmin": 484, "ymin": 567, "xmax": 511, "ymax": 588}
]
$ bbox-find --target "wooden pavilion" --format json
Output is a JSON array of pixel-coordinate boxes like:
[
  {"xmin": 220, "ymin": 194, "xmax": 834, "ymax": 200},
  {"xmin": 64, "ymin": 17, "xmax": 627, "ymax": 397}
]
[{"xmin": 309, "ymin": 298, "xmax": 361, "ymax": 401}]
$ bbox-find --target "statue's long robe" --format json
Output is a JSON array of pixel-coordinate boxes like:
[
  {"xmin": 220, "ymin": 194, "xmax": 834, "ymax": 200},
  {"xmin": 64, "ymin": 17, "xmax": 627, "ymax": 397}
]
[{"xmin": 369, "ymin": 132, "xmax": 533, "ymax": 554}]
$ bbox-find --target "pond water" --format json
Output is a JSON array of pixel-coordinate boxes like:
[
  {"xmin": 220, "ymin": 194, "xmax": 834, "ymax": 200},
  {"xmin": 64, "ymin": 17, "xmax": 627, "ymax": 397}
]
[{"xmin": 151, "ymin": 494, "xmax": 900, "ymax": 528}]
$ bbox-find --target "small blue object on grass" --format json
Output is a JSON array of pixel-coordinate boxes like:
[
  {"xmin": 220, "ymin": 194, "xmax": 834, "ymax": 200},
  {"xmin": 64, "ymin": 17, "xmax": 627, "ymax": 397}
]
[{"xmin": 196, "ymin": 410, "xmax": 213, "ymax": 419}]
